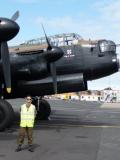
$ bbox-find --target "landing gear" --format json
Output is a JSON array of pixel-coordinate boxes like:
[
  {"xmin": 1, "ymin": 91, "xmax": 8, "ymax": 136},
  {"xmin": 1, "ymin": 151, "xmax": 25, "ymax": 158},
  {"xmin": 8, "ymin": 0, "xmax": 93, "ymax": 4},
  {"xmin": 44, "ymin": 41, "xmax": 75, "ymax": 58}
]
[
  {"xmin": 0, "ymin": 99, "xmax": 14, "ymax": 131},
  {"xmin": 32, "ymin": 97, "xmax": 51, "ymax": 120}
]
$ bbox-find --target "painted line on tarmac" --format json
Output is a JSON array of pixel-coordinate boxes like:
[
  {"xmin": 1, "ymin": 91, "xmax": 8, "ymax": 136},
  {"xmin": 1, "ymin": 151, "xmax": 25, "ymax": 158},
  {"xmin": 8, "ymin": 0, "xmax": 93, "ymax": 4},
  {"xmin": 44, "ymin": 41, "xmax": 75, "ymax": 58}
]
[
  {"xmin": 81, "ymin": 125, "xmax": 120, "ymax": 128},
  {"xmin": 36, "ymin": 123, "xmax": 120, "ymax": 129},
  {"xmin": 51, "ymin": 108, "xmax": 120, "ymax": 114},
  {"xmin": 67, "ymin": 100, "xmax": 102, "ymax": 106},
  {"xmin": 51, "ymin": 100, "xmax": 120, "ymax": 109}
]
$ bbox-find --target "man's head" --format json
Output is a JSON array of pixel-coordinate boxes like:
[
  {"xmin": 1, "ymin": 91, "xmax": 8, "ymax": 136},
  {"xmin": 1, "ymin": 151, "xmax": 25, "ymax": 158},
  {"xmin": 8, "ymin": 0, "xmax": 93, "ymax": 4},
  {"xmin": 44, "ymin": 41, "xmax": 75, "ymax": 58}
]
[{"xmin": 26, "ymin": 95, "xmax": 32, "ymax": 107}]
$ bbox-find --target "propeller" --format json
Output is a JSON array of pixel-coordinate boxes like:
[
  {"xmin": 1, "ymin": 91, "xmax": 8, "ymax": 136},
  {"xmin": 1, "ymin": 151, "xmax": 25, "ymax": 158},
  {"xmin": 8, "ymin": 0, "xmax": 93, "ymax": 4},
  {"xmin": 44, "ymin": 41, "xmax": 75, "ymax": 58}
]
[
  {"xmin": 1, "ymin": 42, "xmax": 11, "ymax": 93},
  {"xmin": 0, "ymin": 11, "xmax": 20, "ymax": 93},
  {"xmin": 41, "ymin": 24, "xmax": 57, "ymax": 93},
  {"xmin": 11, "ymin": 10, "xmax": 19, "ymax": 21},
  {"xmin": 50, "ymin": 63, "xmax": 57, "ymax": 94},
  {"xmin": 41, "ymin": 24, "xmax": 52, "ymax": 50}
]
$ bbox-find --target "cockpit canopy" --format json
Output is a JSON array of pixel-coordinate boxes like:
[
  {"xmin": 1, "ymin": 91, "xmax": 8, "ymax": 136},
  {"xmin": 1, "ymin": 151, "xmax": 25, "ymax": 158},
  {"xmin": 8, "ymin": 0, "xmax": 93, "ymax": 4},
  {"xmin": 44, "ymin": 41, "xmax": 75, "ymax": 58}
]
[{"xmin": 21, "ymin": 33, "xmax": 82, "ymax": 47}]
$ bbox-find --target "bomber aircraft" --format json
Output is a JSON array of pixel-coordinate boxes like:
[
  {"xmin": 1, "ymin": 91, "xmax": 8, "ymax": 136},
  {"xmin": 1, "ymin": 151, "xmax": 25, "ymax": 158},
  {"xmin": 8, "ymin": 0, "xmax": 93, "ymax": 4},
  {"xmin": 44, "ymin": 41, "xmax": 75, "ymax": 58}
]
[{"xmin": 0, "ymin": 11, "xmax": 119, "ymax": 131}]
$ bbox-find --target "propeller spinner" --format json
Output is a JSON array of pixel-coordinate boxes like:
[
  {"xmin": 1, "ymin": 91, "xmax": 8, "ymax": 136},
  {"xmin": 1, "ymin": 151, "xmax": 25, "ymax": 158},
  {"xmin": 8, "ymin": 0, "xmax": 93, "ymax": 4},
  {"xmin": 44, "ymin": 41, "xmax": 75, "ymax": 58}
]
[{"xmin": 0, "ymin": 11, "xmax": 20, "ymax": 93}]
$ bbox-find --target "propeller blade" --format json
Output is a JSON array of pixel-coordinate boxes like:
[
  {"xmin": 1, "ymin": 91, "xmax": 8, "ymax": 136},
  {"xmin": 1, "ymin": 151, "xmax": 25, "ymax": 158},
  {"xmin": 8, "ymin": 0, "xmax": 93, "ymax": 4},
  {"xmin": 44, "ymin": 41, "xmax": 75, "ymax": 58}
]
[
  {"xmin": 41, "ymin": 25, "xmax": 58, "ymax": 93},
  {"xmin": 1, "ymin": 42, "xmax": 11, "ymax": 93},
  {"xmin": 50, "ymin": 63, "xmax": 57, "ymax": 94},
  {"xmin": 11, "ymin": 10, "xmax": 19, "ymax": 21},
  {"xmin": 41, "ymin": 24, "xmax": 52, "ymax": 50}
]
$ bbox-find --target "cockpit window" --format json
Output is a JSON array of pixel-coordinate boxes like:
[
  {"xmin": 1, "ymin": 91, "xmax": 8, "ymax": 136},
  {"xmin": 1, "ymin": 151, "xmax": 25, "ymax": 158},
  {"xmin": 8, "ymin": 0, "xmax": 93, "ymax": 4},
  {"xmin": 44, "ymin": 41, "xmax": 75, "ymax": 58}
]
[
  {"xmin": 99, "ymin": 41, "xmax": 108, "ymax": 52},
  {"xmin": 99, "ymin": 40, "xmax": 116, "ymax": 53}
]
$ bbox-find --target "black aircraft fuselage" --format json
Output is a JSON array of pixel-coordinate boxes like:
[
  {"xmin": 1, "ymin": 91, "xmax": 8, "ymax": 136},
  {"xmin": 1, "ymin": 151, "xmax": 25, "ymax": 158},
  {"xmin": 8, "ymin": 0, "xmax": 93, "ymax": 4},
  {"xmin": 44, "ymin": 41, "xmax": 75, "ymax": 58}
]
[
  {"xmin": 0, "ymin": 14, "xmax": 119, "ymax": 99},
  {"xmin": 1, "ymin": 39, "xmax": 118, "ymax": 99}
]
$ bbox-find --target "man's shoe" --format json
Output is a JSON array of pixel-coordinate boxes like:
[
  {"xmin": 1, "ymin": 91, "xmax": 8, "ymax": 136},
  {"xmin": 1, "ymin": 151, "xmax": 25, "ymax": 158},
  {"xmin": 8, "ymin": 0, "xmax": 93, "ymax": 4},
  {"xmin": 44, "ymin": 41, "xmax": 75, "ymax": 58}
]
[
  {"xmin": 28, "ymin": 145, "xmax": 34, "ymax": 152},
  {"xmin": 15, "ymin": 145, "xmax": 22, "ymax": 152}
]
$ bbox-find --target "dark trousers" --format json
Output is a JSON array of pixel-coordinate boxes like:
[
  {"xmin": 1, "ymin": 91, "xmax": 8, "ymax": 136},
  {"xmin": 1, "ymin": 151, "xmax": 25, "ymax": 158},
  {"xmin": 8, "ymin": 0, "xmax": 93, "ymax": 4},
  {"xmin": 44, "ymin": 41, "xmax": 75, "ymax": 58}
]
[{"xmin": 18, "ymin": 127, "xmax": 33, "ymax": 145}]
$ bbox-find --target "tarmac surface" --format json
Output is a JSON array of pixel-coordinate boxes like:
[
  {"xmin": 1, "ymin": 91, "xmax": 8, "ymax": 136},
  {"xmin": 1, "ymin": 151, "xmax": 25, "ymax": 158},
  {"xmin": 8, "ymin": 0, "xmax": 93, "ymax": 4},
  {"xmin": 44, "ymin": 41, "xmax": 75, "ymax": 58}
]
[{"xmin": 1, "ymin": 99, "xmax": 120, "ymax": 160}]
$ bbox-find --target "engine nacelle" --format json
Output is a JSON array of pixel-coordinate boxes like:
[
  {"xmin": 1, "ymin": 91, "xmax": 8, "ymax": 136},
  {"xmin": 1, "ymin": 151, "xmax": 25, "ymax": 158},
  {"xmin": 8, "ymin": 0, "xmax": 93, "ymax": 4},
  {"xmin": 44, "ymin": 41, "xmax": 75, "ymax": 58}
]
[
  {"xmin": 57, "ymin": 73, "xmax": 87, "ymax": 93},
  {"xmin": 14, "ymin": 73, "xmax": 88, "ymax": 97}
]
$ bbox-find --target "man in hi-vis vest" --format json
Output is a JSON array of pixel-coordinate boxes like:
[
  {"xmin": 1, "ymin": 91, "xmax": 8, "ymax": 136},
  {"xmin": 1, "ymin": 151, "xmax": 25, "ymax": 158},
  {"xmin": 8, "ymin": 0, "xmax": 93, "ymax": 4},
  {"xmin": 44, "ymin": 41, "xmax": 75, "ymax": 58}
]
[{"xmin": 16, "ymin": 95, "xmax": 36, "ymax": 152}]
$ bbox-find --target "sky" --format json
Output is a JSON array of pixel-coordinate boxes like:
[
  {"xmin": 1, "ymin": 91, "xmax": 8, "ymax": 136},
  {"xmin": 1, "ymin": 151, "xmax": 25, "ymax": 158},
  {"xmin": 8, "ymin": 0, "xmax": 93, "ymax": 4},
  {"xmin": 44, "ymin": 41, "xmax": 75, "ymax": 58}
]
[{"xmin": 1, "ymin": 0, "xmax": 120, "ymax": 90}]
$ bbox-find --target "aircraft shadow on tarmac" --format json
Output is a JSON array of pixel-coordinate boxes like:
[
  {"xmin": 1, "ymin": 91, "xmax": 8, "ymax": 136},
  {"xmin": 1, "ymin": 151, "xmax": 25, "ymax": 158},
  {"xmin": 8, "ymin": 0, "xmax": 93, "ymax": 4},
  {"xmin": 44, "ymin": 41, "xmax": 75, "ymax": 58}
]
[{"xmin": 5, "ymin": 112, "xmax": 117, "ymax": 133}]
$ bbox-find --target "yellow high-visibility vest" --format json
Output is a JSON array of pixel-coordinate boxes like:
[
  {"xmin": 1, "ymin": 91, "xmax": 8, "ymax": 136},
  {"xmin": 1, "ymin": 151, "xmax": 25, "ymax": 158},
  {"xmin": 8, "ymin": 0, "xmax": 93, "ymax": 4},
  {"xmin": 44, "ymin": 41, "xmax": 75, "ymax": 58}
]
[{"xmin": 20, "ymin": 104, "xmax": 36, "ymax": 127}]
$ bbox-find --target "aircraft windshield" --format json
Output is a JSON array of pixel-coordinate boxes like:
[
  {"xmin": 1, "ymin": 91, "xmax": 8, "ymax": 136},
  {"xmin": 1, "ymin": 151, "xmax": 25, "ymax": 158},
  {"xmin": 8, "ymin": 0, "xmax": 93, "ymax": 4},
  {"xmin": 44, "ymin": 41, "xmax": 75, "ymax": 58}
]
[{"xmin": 99, "ymin": 40, "xmax": 116, "ymax": 53}]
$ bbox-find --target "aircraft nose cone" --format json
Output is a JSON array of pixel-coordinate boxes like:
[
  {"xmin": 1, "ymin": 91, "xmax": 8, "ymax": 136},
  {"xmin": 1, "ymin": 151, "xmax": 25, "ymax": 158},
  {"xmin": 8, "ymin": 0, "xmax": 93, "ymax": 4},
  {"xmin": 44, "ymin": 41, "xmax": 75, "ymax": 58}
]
[
  {"xmin": 52, "ymin": 46, "xmax": 64, "ymax": 59},
  {"xmin": 0, "ymin": 18, "xmax": 20, "ymax": 42}
]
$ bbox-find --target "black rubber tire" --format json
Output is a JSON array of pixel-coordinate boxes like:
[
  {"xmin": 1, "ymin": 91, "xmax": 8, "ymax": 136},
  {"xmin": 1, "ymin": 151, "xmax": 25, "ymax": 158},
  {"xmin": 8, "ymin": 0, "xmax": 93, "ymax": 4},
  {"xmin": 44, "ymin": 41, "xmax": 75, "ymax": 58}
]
[
  {"xmin": 37, "ymin": 99, "xmax": 51, "ymax": 120},
  {"xmin": 0, "ymin": 100, "xmax": 14, "ymax": 131}
]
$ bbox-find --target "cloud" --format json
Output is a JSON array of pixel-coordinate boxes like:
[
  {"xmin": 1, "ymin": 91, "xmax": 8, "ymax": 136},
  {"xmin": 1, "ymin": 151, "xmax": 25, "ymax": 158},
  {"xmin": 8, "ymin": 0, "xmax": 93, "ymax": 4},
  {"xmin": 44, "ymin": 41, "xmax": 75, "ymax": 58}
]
[
  {"xmin": 12, "ymin": 0, "xmax": 39, "ymax": 3},
  {"xmin": 94, "ymin": 0, "xmax": 120, "ymax": 22},
  {"xmin": 36, "ymin": 16, "xmax": 106, "ymax": 40},
  {"xmin": 12, "ymin": 0, "xmax": 79, "ymax": 4}
]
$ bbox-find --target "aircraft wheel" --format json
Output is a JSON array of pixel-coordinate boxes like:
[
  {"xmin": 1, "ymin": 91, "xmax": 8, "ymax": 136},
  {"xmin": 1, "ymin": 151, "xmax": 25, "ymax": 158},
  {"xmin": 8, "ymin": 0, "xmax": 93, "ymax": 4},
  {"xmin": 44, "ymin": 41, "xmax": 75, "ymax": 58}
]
[
  {"xmin": 0, "ymin": 100, "xmax": 14, "ymax": 131},
  {"xmin": 37, "ymin": 99, "xmax": 51, "ymax": 120}
]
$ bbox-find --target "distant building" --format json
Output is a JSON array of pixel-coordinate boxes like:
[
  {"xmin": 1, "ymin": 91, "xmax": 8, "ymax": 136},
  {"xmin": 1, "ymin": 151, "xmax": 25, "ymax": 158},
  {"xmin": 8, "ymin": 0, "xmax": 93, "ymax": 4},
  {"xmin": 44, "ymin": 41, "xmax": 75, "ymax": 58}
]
[
  {"xmin": 80, "ymin": 94, "xmax": 101, "ymax": 101},
  {"xmin": 100, "ymin": 89, "xmax": 120, "ymax": 103},
  {"xmin": 56, "ymin": 93, "xmax": 79, "ymax": 100},
  {"xmin": 79, "ymin": 89, "xmax": 120, "ymax": 103},
  {"xmin": 49, "ymin": 88, "xmax": 120, "ymax": 102}
]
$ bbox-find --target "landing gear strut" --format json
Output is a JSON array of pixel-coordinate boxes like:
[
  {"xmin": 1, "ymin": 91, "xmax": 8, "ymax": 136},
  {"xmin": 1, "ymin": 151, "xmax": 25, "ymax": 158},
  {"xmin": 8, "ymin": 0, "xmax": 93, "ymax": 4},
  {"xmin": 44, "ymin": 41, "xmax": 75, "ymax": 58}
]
[{"xmin": 32, "ymin": 97, "xmax": 51, "ymax": 120}]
